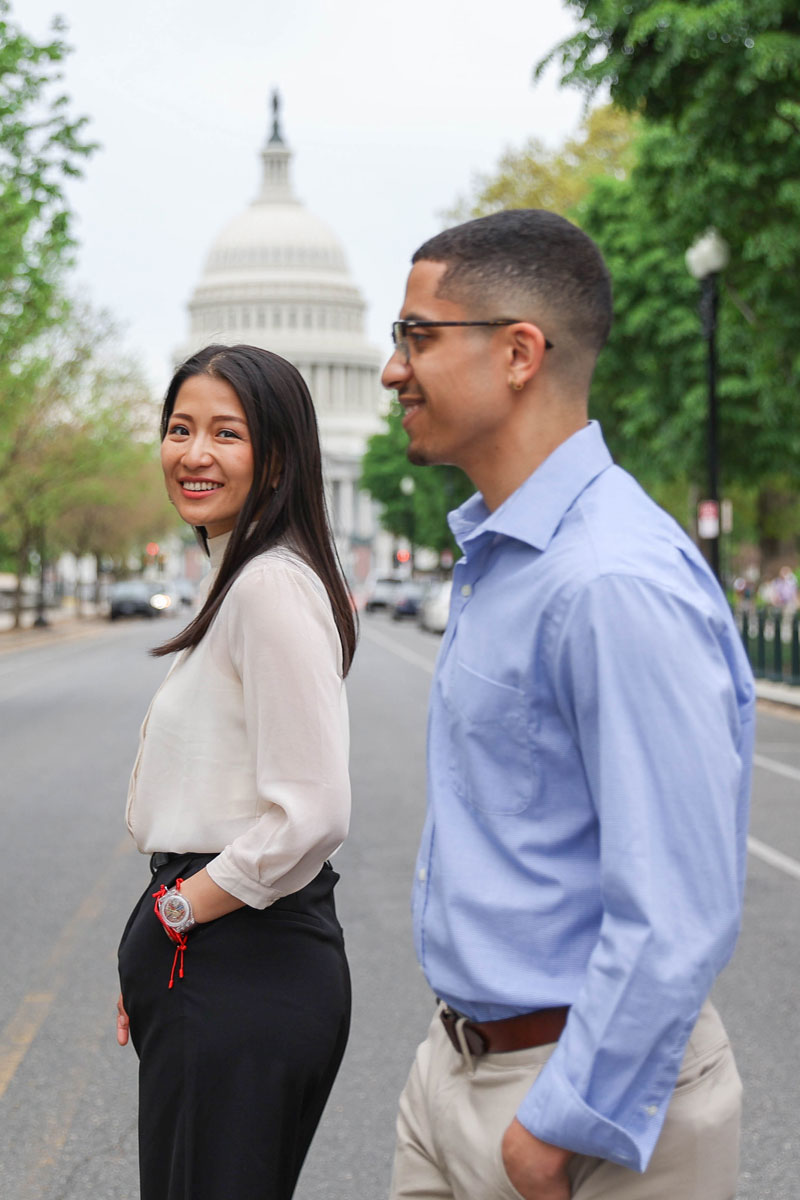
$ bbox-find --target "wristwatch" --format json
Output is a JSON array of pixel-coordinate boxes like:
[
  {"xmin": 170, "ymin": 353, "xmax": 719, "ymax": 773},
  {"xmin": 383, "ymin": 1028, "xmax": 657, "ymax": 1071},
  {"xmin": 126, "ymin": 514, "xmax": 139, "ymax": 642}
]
[{"xmin": 156, "ymin": 887, "xmax": 196, "ymax": 939}]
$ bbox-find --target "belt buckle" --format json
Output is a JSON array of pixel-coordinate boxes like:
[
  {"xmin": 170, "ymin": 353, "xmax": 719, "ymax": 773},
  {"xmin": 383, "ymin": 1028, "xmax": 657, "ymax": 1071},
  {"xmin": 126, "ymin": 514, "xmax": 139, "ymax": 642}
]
[{"xmin": 439, "ymin": 1005, "xmax": 489, "ymax": 1057}]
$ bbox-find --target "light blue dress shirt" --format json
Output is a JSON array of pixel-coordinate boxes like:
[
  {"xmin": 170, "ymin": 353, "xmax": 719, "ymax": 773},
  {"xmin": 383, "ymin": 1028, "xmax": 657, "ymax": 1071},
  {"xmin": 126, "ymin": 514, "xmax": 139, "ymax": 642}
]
[{"xmin": 414, "ymin": 421, "xmax": 754, "ymax": 1171}]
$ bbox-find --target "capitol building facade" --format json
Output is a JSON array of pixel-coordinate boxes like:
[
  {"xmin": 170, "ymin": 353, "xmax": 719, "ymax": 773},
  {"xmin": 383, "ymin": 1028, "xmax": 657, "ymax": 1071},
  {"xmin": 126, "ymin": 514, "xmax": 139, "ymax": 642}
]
[{"xmin": 177, "ymin": 95, "xmax": 390, "ymax": 583}]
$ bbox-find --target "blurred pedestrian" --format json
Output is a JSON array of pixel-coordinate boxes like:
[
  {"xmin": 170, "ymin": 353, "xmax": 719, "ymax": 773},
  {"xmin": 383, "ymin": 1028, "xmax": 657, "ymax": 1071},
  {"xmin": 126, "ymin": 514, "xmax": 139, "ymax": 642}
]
[
  {"xmin": 774, "ymin": 565, "xmax": 798, "ymax": 613},
  {"xmin": 116, "ymin": 344, "xmax": 355, "ymax": 1200},
  {"xmin": 382, "ymin": 210, "xmax": 755, "ymax": 1200}
]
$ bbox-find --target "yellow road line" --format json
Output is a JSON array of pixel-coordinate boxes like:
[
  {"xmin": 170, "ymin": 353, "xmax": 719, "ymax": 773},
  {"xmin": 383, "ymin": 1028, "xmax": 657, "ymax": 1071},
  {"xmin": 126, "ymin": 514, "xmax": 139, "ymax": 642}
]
[
  {"xmin": 0, "ymin": 993, "xmax": 56, "ymax": 1098},
  {"xmin": 0, "ymin": 836, "xmax": 134, "ymax": 1100}
]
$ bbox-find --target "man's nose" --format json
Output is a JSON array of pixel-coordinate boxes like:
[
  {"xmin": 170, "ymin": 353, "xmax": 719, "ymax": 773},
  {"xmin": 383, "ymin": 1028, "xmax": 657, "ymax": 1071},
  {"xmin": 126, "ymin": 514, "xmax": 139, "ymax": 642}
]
[{"xmin": 381, "ymin": 349, "xmax": 412, "ymax": 391}]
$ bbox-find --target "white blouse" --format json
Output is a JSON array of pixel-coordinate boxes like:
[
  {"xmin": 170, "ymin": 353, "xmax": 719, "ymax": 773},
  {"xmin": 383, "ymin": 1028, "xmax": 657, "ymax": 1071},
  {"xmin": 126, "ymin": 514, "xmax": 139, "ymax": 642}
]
[{"xmin": 125, "ymin": 532, "xmax": 351, "ymax": 908}]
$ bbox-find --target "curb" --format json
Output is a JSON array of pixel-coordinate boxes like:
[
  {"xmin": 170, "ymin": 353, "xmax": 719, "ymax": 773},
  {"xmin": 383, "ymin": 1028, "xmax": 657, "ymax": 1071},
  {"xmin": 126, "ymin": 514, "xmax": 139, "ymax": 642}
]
[
  {"xmin": 0, "ymin": 615, "xmax": 109, "ymax": 655},
  {"xmin": 754, "ymin": 681, "xmax": 800, "ymax": 711}
]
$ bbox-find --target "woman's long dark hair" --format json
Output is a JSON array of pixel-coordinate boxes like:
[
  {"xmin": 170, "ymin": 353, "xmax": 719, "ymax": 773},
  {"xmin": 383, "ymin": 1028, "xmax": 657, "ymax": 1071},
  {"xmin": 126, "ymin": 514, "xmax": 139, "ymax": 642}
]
[{"xmin": 153, "ymin": 344, "xmax": 357, "ymax": 674}]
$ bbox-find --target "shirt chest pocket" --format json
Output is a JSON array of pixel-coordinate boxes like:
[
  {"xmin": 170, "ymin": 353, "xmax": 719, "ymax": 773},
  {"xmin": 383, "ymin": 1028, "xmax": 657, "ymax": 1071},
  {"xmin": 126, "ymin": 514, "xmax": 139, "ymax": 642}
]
[{"xmin": 444, "ymin": 660, "xmax": 536, "ymax": 814}]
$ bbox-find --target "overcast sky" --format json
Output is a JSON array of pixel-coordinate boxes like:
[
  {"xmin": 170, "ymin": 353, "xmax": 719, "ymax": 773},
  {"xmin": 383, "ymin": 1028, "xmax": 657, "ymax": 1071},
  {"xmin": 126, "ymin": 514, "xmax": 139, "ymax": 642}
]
[{"xmin": 23, "ymin": 0, "xmax": 589, "ymax": 389}]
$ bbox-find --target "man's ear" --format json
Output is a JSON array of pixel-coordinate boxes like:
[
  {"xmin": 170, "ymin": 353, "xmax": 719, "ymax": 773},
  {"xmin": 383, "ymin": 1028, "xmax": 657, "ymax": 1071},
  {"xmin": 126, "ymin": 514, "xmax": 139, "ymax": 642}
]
[{"xmin": 506, "ymin": 322, "xmax": 549, "ymax": 389}]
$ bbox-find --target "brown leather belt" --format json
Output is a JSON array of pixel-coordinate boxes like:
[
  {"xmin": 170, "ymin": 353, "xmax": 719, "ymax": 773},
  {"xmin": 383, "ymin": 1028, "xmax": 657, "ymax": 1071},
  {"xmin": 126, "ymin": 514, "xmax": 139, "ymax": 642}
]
[{"xmin": 439, "ymin": 1003, "xmax": 570, "ymax": 1058}]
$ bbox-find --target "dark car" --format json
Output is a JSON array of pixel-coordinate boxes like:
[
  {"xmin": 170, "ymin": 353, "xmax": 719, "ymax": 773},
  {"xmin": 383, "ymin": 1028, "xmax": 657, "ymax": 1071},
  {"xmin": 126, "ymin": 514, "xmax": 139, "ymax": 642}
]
[
  {"xmin": 108, "ymin": 580, "xmax": 173, "ymax": 620},
  {"xmin": 391, "ymin": 582, "xmax": 427, "ymax": 621}
]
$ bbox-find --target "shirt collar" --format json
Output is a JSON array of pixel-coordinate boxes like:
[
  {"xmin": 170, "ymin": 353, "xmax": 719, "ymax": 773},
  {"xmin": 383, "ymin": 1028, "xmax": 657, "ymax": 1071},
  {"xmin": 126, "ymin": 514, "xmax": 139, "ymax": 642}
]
[{"xmin": 448, "ymin": 421, "xmax": 613, "ymax": 553}]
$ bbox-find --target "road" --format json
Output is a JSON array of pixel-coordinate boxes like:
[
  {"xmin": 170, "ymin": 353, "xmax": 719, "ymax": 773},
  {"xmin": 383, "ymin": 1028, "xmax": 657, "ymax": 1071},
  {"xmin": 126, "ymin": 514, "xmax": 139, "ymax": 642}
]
[{"xmin": 0, "ymin": 611, "xmax": 797, "ymax": 1199}]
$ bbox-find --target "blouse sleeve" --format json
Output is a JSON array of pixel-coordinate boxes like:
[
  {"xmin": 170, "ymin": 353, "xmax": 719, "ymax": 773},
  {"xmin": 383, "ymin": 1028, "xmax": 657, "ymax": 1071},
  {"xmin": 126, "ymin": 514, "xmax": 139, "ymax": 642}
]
[{"xmin": 205, "ymin": 558, "xmax": 351, "ymax": 908}]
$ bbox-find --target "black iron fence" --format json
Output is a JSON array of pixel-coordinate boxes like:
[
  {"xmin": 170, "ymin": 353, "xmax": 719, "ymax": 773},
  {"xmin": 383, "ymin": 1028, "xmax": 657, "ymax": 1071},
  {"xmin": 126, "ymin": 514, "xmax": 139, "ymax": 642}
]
[{"xmin": 740, "ymin": 608, "xmax": 800, "ymax": 687}]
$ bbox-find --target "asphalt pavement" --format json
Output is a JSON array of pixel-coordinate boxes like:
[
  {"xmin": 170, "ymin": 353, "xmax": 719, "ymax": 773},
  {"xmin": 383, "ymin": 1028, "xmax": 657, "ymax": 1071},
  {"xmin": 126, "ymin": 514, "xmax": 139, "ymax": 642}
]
[{"xmin": 0, "ymin": 610, "xmax": 798, "ymax": 1198}]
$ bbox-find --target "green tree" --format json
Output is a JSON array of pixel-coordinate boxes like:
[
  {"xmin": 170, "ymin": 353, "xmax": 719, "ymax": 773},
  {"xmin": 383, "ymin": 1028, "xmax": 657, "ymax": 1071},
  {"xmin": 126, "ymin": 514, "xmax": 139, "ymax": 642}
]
[
  {"xmin": 360, "ymin": 409, "xmax": 474, "ymax": 557},
  {"xmin": 535, "ymin": 2, "xmax": 800, "ymax": 556},
  {"xmin": 0, "ymin": 306, "xmax": 171, "ymax": 625},
  {"xmin": 539, "ymin": 1, "xmax": 800, "ymax": 145},
  {"xmin": 53, "ymin": 444, "xmax": 177, "ymax": 607},
  {"xmin": 0, "ymin": 2, "xmax": 96, "ymax": 361},
  {"xmin": 445, "ymin": 104, "xmax": 636, "ymax": 222}
]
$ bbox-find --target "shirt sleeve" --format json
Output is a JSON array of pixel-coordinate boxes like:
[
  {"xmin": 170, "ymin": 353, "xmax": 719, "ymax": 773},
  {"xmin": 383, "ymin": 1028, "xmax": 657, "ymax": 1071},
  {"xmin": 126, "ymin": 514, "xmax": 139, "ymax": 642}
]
[
  {"xmin": 517, "ymin": 573, "xmax": 753, "ymax": 1170},
  {"xmin": 205, "ymin": 559, "xmax": 351, "ymax": 908}
]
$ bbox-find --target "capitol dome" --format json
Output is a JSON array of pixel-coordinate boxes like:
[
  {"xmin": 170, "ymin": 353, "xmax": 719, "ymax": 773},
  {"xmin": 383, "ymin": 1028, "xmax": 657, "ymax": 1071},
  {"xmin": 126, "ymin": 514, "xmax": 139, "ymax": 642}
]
[{"xmin": 179, "ymin": 93, "xmax": 389, "ymax": 580}]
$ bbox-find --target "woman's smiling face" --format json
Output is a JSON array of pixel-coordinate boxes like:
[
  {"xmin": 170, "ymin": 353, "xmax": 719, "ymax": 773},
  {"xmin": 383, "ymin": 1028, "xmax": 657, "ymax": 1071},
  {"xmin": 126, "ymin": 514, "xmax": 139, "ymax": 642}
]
[{"xmin": 161, "ymin": 374, "xmax": 255, "ymax": 537}]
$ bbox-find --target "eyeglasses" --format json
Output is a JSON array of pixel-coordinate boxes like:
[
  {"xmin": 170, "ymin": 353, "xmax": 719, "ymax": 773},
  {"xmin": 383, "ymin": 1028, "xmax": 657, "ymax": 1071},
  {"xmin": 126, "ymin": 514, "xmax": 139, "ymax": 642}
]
[{"xmin": 391, "ymin": 319, "xmax": 554, "ymax": 363}]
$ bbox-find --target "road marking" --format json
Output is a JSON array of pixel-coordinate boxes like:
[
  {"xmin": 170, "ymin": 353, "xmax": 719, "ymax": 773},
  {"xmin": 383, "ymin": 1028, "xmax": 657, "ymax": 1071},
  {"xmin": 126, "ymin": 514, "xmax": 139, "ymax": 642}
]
[
  {"xmin": 0, "ymin": 836, "xmax": 134, "ymax": 1100},
  {"xmin": 361, "ymin": 624, "xmax": 436, "ymax": 675},
  {"xmin": 748, "ymin": 836, "xmax": 800, "ymax": 882},
  {"xmin": 0, "ymin": 994, "xmax": 56, "ymax": 1098},
  {"xmin": 753, "ymin": 753, "xmax": 800, "ymax": 785}
]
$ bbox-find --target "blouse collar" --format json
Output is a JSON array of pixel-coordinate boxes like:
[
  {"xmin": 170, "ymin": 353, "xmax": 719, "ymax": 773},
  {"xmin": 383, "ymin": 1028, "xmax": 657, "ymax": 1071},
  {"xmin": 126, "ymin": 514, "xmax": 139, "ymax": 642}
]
[{"xmin": 207, "ymin": 529, "xmax": 234, "ymax": 571}]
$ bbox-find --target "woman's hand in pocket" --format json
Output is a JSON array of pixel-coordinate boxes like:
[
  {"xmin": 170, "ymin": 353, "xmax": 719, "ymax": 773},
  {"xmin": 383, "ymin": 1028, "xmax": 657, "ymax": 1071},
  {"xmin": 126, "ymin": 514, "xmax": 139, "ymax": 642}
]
[{"xmin": 116, "ymin": 993, "xmax": 130, "ymax": 1047}]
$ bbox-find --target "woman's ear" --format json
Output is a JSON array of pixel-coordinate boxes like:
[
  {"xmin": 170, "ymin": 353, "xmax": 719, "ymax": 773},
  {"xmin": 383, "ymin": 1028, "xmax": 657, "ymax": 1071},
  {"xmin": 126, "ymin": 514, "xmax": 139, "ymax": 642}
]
[{"xmin": 263, "ymin": 451, "xmax": 282, "ymax": 491}]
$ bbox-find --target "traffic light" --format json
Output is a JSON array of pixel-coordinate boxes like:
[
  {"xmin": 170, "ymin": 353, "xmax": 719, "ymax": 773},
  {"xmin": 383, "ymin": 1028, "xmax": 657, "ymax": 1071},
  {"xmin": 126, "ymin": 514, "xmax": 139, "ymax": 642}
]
[{"xmin": 395, "ymin": 548, "xmax": 411, "ymax": 565}]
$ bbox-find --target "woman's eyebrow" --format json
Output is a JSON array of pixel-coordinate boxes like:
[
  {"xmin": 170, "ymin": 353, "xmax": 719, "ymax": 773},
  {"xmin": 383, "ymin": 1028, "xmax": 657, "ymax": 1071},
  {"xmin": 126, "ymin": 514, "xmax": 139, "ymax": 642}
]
[{"xmin": 169, "ymin": 412, "xmax": 248, "ymax": 424}]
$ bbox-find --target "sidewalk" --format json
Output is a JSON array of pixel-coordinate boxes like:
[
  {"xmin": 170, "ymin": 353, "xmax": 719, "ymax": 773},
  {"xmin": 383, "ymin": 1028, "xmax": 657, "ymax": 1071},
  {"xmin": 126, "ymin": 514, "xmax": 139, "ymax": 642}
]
[
  {"xmin": 0, "ymin": 604, "xmax": 106, "ymax": 654},
  {"xmin": 753, "ymin": 679, "xmax": 800, "ymax": 710}
]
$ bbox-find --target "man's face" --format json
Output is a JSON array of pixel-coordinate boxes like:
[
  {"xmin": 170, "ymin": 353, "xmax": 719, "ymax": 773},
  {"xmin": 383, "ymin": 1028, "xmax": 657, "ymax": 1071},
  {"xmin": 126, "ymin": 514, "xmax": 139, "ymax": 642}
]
[{"xmin": 381, "ymin": 260, "xmax": 514, "ymax": 473}]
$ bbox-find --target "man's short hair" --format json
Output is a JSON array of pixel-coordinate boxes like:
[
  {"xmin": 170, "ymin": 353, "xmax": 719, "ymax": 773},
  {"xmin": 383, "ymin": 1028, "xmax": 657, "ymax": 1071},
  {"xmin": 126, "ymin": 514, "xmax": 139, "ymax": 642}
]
[{"xmin": 412, "ymin": 209, "xmax": 613, "ymax": 356}]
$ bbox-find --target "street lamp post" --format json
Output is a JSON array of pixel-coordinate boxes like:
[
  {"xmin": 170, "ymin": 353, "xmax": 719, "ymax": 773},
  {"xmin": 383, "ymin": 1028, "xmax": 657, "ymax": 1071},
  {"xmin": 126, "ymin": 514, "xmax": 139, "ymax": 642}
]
[{"xmin": 685, "ymin": 228, "xmax": 730, "ymax": 585}]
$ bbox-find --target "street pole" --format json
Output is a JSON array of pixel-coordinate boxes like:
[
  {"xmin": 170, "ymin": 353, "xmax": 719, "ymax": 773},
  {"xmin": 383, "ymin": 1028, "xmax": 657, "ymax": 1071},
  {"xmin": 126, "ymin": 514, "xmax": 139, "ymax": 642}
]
[
  {"xmin": 686, "ymin": 228, "xmax": 729, "ymax": 587},
  {"xmin": 33, "ymin": 525, "xmax": 50, "ymax": 628},
  {"xmin": 700, "ymin": 273, "xmax": 720, "ymax": 583}
]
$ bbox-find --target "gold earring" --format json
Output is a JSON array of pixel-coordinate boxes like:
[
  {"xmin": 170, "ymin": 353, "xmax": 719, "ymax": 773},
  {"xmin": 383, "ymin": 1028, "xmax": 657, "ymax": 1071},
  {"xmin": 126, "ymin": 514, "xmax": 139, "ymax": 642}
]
[{"xmin": 509, "ymin": 378, "xmax": 523, "ymax": 392}]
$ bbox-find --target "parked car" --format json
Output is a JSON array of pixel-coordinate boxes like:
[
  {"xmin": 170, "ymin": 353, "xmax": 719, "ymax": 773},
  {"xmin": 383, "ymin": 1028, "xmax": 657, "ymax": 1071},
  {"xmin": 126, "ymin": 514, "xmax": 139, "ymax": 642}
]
[
  {"xmin": 391, "ymin": 581, "xmax": 427, "ymax": 621},
  {"xmin": 108, "ymin": 580, "xmax": 173, "ymax": 621},
  {"xmin": 418, "ymin": 580, "xmax": 453, "ymax": 634},
  {"xmin": 364, "ymin": 576, "xmax": 403, "ymax": 613}
]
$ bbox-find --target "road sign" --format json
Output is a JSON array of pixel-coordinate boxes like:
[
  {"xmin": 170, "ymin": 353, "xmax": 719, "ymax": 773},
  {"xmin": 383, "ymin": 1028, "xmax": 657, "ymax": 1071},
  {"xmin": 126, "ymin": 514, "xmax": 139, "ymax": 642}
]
[{"xmin": 697, "ymin": 500, "xmax": 720, "ymax": 539}]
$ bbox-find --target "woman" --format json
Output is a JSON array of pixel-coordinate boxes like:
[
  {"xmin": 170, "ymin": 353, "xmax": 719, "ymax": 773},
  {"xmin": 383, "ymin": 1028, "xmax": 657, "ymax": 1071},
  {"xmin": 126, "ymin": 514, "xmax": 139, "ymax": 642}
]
[{"xmin": 116, "ymin": 344, "xmax": 355, "ymax": 1200}]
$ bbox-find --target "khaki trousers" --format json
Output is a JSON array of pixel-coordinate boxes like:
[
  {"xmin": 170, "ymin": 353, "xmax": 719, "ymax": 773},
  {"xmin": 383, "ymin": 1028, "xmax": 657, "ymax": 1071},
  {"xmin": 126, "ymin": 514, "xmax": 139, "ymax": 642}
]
[{"xmin": 389, "ymin": 1000, "xmax": 741, "ymax": 1200}]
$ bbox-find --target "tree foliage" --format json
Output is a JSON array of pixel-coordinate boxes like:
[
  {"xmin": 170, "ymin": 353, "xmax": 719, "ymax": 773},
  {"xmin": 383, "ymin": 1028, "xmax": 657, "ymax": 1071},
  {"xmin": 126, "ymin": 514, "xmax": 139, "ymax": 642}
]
[
  {"xmin": 445, "ymin": 104, "xmax": 636, "ymax": 222},
  {"xmin": 0, "ymin": 1, "xmax": 96, "ymax": 361},
  {"xmin": 0, "ymin": 306, "xmax": 176, "ymax": 622},
  {"xmin": 528, "ymin": 1, "xmax": 800, "ymax": 557},
  {"xmin": 539, "ymin": 1, "xmax": 800, "ymax": 144}
]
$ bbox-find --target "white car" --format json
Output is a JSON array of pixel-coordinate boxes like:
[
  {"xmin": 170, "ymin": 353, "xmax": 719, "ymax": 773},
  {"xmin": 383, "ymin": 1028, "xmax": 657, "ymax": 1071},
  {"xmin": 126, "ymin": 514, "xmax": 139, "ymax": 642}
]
[
  {"xmin": 364, "ymin": 577, "xmax": 403, "ymax": 612},
  {"xmin": 418, "ymin": 580, "xmax": 453, "ymax": 634}
]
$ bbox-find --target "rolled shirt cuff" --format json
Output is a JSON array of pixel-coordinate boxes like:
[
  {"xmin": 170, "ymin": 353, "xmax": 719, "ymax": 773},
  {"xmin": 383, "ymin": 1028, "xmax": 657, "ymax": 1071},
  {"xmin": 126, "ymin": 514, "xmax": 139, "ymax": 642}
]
[
  {"xmin": 517, "ymin": 1059, "xmax": 668, "ymax": 1173},
  {"xmin": 205, "ymin": 848, "xmax": 283, "ymax": 910}
]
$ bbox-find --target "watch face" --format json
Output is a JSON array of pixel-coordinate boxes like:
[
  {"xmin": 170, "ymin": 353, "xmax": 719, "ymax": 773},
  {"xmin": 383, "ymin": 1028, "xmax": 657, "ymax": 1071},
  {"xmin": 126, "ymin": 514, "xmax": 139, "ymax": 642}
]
[{"xmin": 161, "ymin": 893, "xmax": 190, "ymax": 926}]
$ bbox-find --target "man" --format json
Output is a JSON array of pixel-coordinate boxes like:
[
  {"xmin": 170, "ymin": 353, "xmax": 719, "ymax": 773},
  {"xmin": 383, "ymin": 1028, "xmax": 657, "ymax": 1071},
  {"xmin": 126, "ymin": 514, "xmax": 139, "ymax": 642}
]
[{"xmin": 382, "ymin": 209, "xmax": 754, "ymax": 1200}]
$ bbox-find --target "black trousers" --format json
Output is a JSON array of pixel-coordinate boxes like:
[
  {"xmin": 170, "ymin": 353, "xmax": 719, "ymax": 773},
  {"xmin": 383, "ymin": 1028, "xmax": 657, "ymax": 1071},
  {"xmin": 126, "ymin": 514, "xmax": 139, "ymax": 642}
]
[{"xmin": 118, "ymin": 854, "xmax": 351, "ymax": 1200}]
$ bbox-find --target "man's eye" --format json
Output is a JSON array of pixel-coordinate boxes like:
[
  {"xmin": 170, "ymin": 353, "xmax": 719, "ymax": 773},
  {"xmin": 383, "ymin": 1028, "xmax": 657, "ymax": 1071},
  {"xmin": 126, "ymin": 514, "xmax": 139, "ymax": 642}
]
[{"xmin": 409, "ymin": 331, "xmax": 429, "ymax": 348}]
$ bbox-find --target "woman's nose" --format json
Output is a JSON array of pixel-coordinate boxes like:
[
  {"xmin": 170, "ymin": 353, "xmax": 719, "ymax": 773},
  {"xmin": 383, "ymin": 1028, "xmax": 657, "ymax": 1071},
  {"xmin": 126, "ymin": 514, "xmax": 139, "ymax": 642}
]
[{"xmin": 180, "ymin": 435, "xmax": 215, "ymax": 467}]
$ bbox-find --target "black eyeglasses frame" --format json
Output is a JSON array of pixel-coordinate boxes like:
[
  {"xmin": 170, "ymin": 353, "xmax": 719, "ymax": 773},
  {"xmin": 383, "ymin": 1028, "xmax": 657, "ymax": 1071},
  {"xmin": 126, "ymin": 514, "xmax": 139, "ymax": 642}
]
[{"xmin": 391, "ymin": 319, "xmax": 554, "ymax": 361}]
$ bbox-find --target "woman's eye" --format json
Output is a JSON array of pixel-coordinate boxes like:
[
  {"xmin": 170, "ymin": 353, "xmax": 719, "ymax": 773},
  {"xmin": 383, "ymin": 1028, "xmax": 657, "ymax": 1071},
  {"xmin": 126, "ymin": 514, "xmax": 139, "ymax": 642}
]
[
  {"xmin": 168, "ymin": 424, "xmax": 189, "ymax": 436},
  {"xmin": 218, "ymin": 429, "xmax": 242, "ymax": 439}
]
